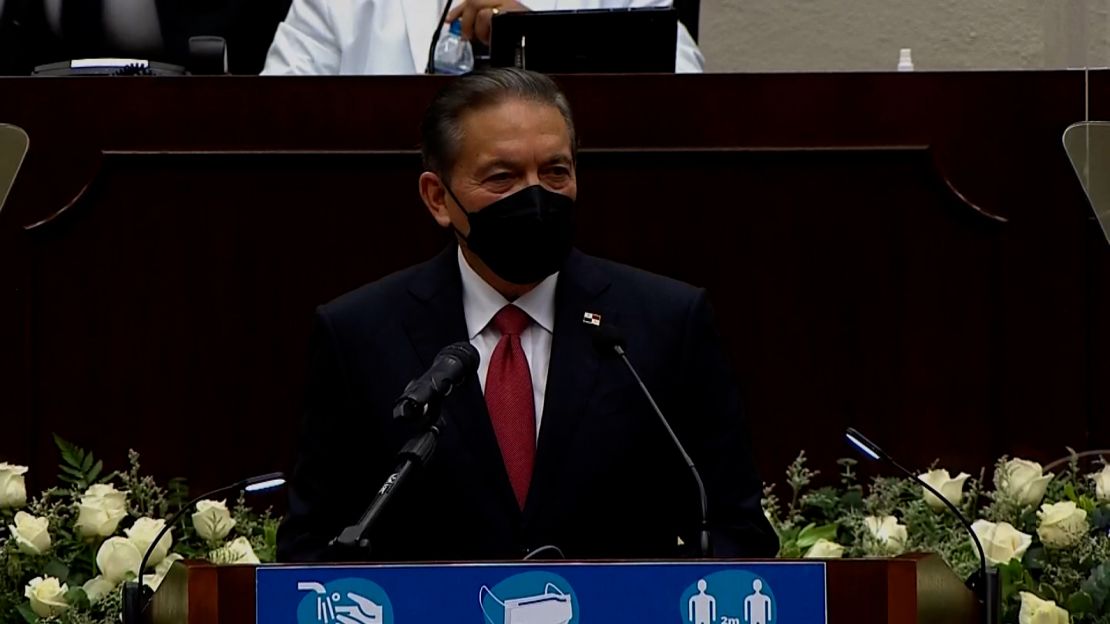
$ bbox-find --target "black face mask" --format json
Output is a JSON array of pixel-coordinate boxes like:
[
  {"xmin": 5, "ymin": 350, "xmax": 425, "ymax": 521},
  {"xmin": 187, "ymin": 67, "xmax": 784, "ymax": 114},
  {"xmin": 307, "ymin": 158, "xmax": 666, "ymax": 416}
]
[{"xmin": 447, "ymin": 184, "xmax": 575, "ymax": 285}]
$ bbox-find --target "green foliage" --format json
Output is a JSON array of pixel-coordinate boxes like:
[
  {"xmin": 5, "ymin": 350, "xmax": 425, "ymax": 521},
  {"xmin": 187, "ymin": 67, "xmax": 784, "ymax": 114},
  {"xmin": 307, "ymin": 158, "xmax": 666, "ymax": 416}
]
[
  {"xmin": 765, "ymin": 451, "xmax": 1110, "ymax": 624},
  {"xmin": 53, "ymin": 436, "xmax": 111, "ymax": 492},
  {"xmin": 0, "ymin": 436, "xmax": 279, "ymax": 624}
]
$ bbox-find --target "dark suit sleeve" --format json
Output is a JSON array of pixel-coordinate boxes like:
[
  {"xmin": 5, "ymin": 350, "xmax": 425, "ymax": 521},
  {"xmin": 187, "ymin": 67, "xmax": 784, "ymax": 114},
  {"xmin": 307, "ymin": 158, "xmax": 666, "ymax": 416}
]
[
  {"xmin": 277, "ymin": 307, "xmax": 373, "ymax": 562},
  {"xmin": 678, "ymin": 289, "xmax": 779, "ymax": 557}
]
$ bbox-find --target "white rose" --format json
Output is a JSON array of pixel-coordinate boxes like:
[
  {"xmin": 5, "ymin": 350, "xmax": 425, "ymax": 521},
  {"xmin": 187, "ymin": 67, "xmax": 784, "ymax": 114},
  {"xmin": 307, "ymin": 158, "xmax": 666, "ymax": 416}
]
[
  {"xmin": 1037, "ymin": 501, "xmax": 1089, "ymax": 549},
  {"xmin": 209, "ymin": 536, "xmax": 261, "ymax": 565},
  {"xmin": 96, "ymin": 536, "xmax": 143, "ymax": 583},
  {"xmin": 918, "ymin": 469, "xmax": 971, "ymax": 511},
  {"xmin": 192, "ymin": 499, "xmax": 236, "ymax": 543},
  {"xmin": 82, "ymin": 576, "xmax": 117, "ymax": 604},
  {"xmin": 0, "ymin": 463, "xmax": 29, "ymax": 509},
  {"xmin": 24, "ymin": 576, "xmax": 69, "ymax": 618},
  {"xmin": 125, "ymin": 517, "xmax": 173, "ymax": 567},
  {"xmin": 971, "ymin": 519, "xmax": 1033, "ymax": 565},
  {"xmin": 1090, "ymin": 465, "xmax": 1110, "ymax": 503},
  {"xmin": 143, "ymin": 553, "xmax": 184, "ymax": 592},
  {"xmin": 864, "ymin": 515, "xmax": 908, "ymax": 553},
  {"xmin": 75, "ymin": 483, "xmax": 128, "ymax": 538},
  {"xmin": 803, "ymin": 538, "xmax": 845, "ymax": 559},
  {"xmin": 8, "ymin": 511, "xmax": 51, "ymax": 555},
  {"xmin": 997, "ymin": 459, "xmax": 1055, "ymax": 507},
  {"xmin": 1019, "ymin": 591, "xmax": 1070, "ymax": 624}
]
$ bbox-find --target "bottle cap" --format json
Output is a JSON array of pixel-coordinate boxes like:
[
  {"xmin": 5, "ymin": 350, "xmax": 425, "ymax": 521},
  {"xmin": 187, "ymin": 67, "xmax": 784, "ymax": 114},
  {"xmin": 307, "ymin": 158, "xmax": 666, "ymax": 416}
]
[{"xmin": 450, "ymin": 19, "xmax": 463, "ymax": 36}]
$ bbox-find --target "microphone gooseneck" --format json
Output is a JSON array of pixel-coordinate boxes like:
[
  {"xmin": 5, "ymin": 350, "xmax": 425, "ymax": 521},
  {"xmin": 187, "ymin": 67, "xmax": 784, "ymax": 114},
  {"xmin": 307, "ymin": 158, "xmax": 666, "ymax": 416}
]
[
  {"xmin": 121, "ymin": 472, "xmax": 285, "ymax": 624},
  {"xmin": 593, "ymin": 325, "xmax": 712, "ymax": 557},
  {"xmin": 845, "ymin": 427, "xmax": 998, "ymax": 624}
]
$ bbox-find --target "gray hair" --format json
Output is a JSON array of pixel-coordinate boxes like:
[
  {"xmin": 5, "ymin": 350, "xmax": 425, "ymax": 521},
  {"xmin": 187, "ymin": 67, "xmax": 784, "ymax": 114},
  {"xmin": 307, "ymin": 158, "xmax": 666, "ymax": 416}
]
[{"xmin": 420, "ymin": 68, "xmax": 577, "ymax": 180}]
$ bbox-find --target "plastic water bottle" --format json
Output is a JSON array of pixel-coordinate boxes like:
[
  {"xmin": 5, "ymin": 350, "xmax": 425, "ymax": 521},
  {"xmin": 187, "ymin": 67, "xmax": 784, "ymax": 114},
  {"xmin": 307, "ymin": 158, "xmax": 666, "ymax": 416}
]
[{"xmin": 433, "ymin": 20, "xmax": 474, "ymax": 75}]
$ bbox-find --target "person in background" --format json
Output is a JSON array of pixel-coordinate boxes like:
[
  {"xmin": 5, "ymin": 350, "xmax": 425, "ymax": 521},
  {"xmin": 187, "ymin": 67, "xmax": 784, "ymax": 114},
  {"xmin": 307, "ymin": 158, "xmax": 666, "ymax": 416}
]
[{"xmin": 261, "ymin": 0, "xmax": 704, "ymax": 75}]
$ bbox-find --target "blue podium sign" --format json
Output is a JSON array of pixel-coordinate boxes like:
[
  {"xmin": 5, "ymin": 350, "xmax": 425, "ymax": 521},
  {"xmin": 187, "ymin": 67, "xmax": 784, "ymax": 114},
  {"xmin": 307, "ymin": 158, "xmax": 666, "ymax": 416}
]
[{"xmin": 256, "ymin": 560, "xmax": 826, "ymax": 624}]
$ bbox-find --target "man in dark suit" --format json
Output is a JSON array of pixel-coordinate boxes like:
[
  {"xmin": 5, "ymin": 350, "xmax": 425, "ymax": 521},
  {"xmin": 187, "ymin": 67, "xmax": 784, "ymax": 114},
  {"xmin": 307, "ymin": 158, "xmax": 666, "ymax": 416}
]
[{"xmin": 278, "ymin": 68, "xmax": 777, "ymax": 562}]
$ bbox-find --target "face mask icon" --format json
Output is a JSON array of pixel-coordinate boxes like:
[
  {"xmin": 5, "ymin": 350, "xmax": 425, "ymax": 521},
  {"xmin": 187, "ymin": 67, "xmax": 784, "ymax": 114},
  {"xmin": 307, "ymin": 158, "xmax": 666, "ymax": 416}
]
[{"xmin": 480, "ymin": 583, "xmax": 574, "ymax": 624}]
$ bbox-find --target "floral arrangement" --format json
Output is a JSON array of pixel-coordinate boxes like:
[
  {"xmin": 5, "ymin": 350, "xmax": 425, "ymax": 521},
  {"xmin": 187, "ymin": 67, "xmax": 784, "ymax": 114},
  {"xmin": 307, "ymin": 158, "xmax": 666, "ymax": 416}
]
[
  {"xmin": 0, "ymin": 437, "xmax": 278, "ymax": 623},
  {"xmin": 763, "ymin": 451, "xmax": 1110, "ymax": 624}
]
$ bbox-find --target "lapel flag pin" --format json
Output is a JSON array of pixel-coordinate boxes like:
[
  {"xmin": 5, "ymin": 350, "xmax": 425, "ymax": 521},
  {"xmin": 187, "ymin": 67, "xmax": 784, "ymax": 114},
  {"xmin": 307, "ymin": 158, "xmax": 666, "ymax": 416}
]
[{"xmin": 582, "ymin": 312, "xmax": 602, "ymax": 326}]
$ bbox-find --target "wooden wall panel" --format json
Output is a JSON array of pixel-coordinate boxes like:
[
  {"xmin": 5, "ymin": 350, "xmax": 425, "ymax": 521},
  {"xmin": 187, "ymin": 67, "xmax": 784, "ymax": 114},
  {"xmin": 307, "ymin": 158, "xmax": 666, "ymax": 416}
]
[{"xmin": 0, "ymin": 72, "xmax": 1103, "ymax": 498}]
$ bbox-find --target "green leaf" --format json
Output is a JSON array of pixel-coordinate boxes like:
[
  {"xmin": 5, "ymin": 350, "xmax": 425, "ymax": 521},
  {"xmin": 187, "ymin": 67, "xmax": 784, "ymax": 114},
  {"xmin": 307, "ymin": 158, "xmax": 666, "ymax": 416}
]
[
  {"xmin": 1080, "ymin": 561, "xmax": 1110, "ymax": 612},
  {"xmin": 999, "ymin": 560, "xmax": 1026, "ymax": 603},
  {"xmin": 80, "ymin": 451, "xmax": 94, "ymax": 472},
  {"xmin": 1038, "ymin": 582, "xmax": 1060, "ymax": 603},
  {"xmin": 16, "ymin": 602, "xmax": 38, "ymax": 623},
  {"xmin": 796, "ymin": 522, "xmax": 838, "ymax": 549},
  {"xmin": 840, "ymin": 489, "xmax": 864, "ymax": 509},
  {"xmin": 1022, "ymin": 546, "xmax": 1046, "ymax": 571},
  {"xmin": 1077, "ymin": 495, "xmax": 1096, "ymax": 515},
  {"xmin": 43, "ymin": 559, "xmax": 70, "ymax": 582},
  {"xmin": 1066, "ymin": 591, "xmax": 1094, "ymax": 615},
  {"xmin": 64, "ymin": 587, "xmax": 91, "ymax": 611},
  {"xmin": 86, "ymin": 459, "xmax": 103, "ymax": 483}
]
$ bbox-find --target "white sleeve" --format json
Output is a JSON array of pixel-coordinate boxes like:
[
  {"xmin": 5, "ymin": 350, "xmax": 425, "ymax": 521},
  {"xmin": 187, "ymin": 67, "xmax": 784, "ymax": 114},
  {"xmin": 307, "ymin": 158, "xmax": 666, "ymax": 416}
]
[
  {"xmin": 260, "ymin": 0, "xmax": 342, "ymax": 75},
  {"xmin": 674, "ymin": 20, "xmax": 704, "ymax": 73}
]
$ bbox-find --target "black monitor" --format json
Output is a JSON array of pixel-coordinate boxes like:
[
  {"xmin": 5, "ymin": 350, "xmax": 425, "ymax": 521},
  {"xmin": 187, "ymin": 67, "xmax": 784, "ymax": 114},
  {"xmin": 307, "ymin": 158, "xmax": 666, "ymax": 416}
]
[{"xmin": 489, "ymin": 7, "xmax": 677, "ymax": 74}]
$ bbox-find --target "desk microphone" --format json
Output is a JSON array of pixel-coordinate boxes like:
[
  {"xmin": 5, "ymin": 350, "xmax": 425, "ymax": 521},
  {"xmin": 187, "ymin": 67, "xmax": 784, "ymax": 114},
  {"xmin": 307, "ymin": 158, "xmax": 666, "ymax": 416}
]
[
  {"xmin": 592, "ymin": 324, "xmax": 711, "ymax": 557},
  {"xmin": 846, "ymin": 427, "xmax": 999, "ymax": 624},
  {"xmin": 393, "ymin": 342, "xmax": 480, "ymax": 426}
]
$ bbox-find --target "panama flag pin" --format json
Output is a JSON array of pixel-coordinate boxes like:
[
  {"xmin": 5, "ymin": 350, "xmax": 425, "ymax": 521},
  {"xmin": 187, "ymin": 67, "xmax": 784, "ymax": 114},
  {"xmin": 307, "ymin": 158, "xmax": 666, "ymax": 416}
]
[{"xmin": 582, "ymin": 312, "xmax": 602, "ymax": 326}]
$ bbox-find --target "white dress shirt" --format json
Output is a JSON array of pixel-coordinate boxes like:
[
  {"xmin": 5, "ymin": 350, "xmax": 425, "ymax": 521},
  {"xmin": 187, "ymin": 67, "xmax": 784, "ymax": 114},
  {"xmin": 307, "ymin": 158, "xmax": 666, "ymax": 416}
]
[
  {"xmin": 458, "ymin": 248, "xmax": 557, "ymax": 439},
  {"xmin": 261, "ymin": 0, "xmax": 705, "ymax": 76}
]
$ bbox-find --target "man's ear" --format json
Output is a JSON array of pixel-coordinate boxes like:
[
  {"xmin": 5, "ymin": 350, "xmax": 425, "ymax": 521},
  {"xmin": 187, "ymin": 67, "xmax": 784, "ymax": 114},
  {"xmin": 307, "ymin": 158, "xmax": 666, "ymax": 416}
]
[{"xmin": 419, "ymin": 171, "xmax": 453, "ymax": 228}]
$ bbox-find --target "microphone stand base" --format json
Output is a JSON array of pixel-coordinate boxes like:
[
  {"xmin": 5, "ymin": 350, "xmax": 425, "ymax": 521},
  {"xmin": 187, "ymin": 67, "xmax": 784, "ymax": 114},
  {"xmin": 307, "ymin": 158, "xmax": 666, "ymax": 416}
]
[
  {"xmin": 121, "ymin": 580, "xmax": 152, "ymax": 624},
  {"xmin": 966, "ymin": 565, "xmax": 1001, "ymax": 624}
]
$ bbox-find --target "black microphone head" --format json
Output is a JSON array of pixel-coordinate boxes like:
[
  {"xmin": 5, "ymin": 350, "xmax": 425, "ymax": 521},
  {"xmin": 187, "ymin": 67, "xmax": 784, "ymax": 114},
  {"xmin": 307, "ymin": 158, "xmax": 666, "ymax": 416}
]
[
  {"xmin": 440, "ymin": 341, "xmax": 479, "ymax": 373},
  {"xmin": 591, "ymin": 324, "xmax": 627, "ymax": 357}
]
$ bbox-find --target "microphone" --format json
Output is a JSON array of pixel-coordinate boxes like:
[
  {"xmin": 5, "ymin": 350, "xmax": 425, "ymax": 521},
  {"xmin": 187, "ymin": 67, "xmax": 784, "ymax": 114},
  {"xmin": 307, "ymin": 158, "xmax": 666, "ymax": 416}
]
[
  {"xmin": 845, "ymin": 427, "xmax": 999, "ymax": 624},
  {"xmin": 333, "ymin": 342, "xmax": 479, "ymax": 552},
  {"xmin": 592, "ymin": 325, "xmax": 712, "ymax": 557},
  {"xmin": 393, "ymin": 342, "xmax": 480, "ymax": 425},
  {"xmin": 425, "ymin": 0, "xmax": 456, "ymax": 74},
  {"xmin": 121, "ymin": 472, "xmax": 286, "ymax": 624}
]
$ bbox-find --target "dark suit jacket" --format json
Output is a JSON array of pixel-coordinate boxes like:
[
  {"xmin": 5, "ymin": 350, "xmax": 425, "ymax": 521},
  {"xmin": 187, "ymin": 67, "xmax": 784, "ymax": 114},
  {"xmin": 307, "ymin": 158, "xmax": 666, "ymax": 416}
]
[{"xmin": 278, "ymin": 246, "xmax": 777, "ymax": 562}]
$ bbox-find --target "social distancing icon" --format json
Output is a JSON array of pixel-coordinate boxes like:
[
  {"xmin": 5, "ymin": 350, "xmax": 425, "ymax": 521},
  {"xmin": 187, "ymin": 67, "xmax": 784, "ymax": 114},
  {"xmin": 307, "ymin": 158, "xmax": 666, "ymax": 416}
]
[{"xmin": 681, "ymin": 572, "xmax": 776, "ymax": 624}]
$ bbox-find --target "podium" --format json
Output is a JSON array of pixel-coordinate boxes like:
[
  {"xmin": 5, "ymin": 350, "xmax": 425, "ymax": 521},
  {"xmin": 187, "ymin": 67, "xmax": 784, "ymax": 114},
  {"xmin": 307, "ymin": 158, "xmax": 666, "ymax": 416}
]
[{"xmin": 147, "ymin": 553, "xmax": 978, "ymax": 624}]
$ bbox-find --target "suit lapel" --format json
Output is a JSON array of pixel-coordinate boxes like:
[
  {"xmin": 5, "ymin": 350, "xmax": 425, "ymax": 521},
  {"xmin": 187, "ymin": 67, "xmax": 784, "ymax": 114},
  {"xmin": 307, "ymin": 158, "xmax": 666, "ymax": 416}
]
[
  {"xmin": 524, "ymin": 251, "xmax": 613, "ymax": 521},
  {"xmin": 403, "ymin": 246, "xmax": 521, "ymax": 518},
  {"xmin": 400, "ymin": 0, "xmax": 455, "ymax": 74}
]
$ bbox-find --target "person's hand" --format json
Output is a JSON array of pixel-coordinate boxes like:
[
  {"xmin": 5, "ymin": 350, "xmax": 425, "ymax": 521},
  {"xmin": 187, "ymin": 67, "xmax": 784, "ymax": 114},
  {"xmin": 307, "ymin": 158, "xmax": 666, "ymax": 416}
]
[
  {"xmin": 334, "ymin": 592, "xmax": 382, "ymax": 624},
  {"xmin": 446, "ymin": 0, "xmax": 529, "ymax": 46}
]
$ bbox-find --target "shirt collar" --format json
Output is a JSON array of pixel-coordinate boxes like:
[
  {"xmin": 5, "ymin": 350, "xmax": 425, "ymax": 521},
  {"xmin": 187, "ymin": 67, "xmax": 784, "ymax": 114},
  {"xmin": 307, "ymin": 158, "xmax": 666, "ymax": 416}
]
[{"xmin": 458, "ymin": 247, "xmax": 558, "ymax": 338}]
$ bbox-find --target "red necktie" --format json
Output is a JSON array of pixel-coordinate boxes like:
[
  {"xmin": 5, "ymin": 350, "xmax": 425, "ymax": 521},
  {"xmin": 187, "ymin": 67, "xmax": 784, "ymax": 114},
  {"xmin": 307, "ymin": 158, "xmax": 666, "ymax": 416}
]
[{"xmin": 485, "ymin": 304, "xmax": 536, "ymax": 510}]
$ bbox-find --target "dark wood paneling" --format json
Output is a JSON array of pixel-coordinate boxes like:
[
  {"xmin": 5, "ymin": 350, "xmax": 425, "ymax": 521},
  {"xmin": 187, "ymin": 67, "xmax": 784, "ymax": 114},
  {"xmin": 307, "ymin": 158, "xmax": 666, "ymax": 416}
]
[{"xmin": 0, "ymin": 73, "xmax": 1102, "ymax": 498}]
